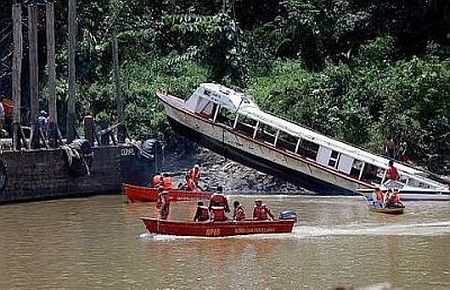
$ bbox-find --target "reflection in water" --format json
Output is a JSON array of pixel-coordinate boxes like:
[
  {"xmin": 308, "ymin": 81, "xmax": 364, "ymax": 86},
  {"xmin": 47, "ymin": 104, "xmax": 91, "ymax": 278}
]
[{"xmin": 0, "ymin": 195, "xmax": 449, "ymax": 289}]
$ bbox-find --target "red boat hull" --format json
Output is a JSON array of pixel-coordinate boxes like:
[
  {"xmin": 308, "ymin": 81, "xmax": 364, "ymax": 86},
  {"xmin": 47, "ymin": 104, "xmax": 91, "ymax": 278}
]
[
  {"xmin": 123, "ymin": 184, "xmax": 212, "ymax": 202},
  {"xmin": 141, "ymin": 217, "xmax": 296, "ymax": 237}
]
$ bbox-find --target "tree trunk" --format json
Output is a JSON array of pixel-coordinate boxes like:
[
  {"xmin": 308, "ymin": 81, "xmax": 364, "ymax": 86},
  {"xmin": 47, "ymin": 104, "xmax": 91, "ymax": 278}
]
[
  {"xmin": 67, "ymin": 0, "xmax": 77, "ymax": 143},
  {"xmin": 28, "ymin": 4, "xmax": 40, "ymax": 149},
  {"xmin": 112, "ymin": 27, "xmax": 126, "ymax": 143},
  {"xmin": 12, "ymin": 3, "xmax": 22, "ymax": 151},
  {"xmin": 46, "ymin": 1, "xmax": 58, "ymax": 148}
]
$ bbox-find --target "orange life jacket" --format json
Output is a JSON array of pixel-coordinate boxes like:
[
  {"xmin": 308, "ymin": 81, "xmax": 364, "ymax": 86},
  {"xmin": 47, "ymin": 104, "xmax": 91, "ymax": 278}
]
[
  {"xmin": 197, "ymin": 206, "xmax": 210, "ymax": 221},
  {"xmin": 375, "ymin": 190, "xmax": 384, "ymax": 202},
  {"xmin": 210, "ymin": 194, "xmax": 227, "ymax": 207},
  {"xmin": 163, "ymin": 176, "xmax": 172, "ymax": 189},
  {"xmin": 152, "ymin": 175, "xmax": 162, "ymax": 187},
  {"xmin": 391, "ymin": 193, "xmax": 400, "ymax": 203},
  {"xmin": 233, "ymin": 205, "xmax": 246, "ymax": 221},
  {"xmin": 253, "ymin": 205, "xmax": 269, "ymax": 220},
  {"xmin": 211, "ymin": 206, "xmax": 226, "ymax": 221},
  {"xmin": 190, "ymin": 168, "xmax": 201, "ymax": 183}
]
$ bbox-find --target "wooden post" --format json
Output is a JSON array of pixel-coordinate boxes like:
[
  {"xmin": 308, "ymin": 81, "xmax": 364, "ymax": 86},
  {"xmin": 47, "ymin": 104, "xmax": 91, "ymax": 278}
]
[
  {"xmin": 28, "ymin": 3, "xmax": 40, "ymax": 149},
  {"xmin": 12, "ymin": 3, "xmax": 22, "ymax": 151},
  {"xmin": 46, "ymin": 0, "xmax": 58, "ymax": 148},
  {"xmin": 67, "ymin": 0, "xmax": 77, "ymax": 143},
  {"xmin": 111, "ymin": 27, "xmax": 126, "ymax": 143}
]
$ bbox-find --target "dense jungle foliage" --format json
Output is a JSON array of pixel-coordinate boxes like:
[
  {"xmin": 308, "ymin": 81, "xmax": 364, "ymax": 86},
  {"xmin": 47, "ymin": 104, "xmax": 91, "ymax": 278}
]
[{"xmin": 0, "ymin": 0, "xmax": 449, "ymax": 168}]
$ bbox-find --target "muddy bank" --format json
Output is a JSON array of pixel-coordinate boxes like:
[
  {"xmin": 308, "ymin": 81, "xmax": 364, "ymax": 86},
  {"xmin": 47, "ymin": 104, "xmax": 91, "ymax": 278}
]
[{"xmin": 160, "ymin": 147, "xmax": 308, "ymax": 194}]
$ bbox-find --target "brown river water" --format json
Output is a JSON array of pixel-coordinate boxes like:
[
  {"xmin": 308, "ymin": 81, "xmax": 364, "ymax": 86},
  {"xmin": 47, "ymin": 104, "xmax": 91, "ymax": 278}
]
[{"xmin": 1, "ymin": 194, "xmax": 449, "ymax": 289}]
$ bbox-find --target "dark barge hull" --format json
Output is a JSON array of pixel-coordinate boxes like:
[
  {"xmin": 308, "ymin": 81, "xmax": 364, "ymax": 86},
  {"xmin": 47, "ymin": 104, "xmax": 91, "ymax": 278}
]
[
  {"xmin": 168, "ymin": 118, "xmax": 354, "ymax": 195},
  {"xmin": 0, "ymin": 144, "xmax": 157, "ymax": 203}
]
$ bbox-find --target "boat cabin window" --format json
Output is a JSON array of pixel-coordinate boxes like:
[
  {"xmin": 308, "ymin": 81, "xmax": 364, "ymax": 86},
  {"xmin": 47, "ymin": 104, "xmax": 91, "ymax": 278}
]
[
  {"xmin": 216, "ymin": 107, "xmax": 237, "ymax": 128},
  {"xmin": 328, "ymin": 150, "xmax": 340, "ymax": 168},
  {"xmin": 255, "ymin": 123, "xmax": 277, "ymax": 144},
  {"xmin": 276, "ymin": 131, "xmax": 297, "ymax": 152},
  {"xmin": 195, "ymin": 97, "xmax": 214, "ymax": 118},
  {"xmin": 235, "ymin": 114, "xmax": 257, "ymax": 136},
  {"xmin": 316, "ymin": 147, "xmax": 340, "ymax": 168},
  {"xmin": 297, "ymin": 139, "xmax": 319, "ymax": 160},
  {"xmin": 361, "ymin": 164, "xmax": 383, "ymax": 185},
  {"xmin": 350, "ymin": 160, "xmax": 364, "ymax": 179}
]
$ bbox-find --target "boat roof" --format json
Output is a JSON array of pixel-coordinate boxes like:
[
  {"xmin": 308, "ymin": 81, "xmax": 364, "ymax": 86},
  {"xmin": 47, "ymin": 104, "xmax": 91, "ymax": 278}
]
[{"xmin": 190, "ymin": 83, "xmax": 446, "ymax": 187}]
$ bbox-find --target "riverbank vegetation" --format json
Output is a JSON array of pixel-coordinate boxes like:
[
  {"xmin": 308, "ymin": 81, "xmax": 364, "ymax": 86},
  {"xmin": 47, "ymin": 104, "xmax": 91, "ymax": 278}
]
[{"xmin": 1, "ymin": 0, "xmax": 449, "ymax": 169}]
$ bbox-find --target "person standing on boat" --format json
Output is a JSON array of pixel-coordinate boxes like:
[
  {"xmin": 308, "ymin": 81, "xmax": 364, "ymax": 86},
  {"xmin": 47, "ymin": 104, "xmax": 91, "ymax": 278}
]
[
  {"xmin": 233, "ymin": 201, "xmax": 246, "ymax": 221},
  {"xmin": 253, "ymin": 200, "xmax": 275, "ymax": 221},
  {"xmin": 209, "ymin": 187, "xmax": 230, "ymax": 213},
  {"xmin": 386, "ymin": 160, "xmax": 400, "ymax": 181},
  {"xmin": 156, "ymin": 186, "xmax": 170, "ymax": 220},
  {"xmin": 194, "ymin": 201, "xmax": 210, "ymax": 222}
]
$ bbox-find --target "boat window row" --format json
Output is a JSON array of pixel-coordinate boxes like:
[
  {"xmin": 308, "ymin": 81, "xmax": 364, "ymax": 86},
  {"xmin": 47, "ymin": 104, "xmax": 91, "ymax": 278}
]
[{"xmin": 194, "ymin": 98, "xmax": 435, "ymax": 189}]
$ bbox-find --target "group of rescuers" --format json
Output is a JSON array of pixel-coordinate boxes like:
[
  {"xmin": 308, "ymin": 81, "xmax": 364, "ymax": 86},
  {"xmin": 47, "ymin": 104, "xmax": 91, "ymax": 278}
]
[{"xmin": 153, "ymin": 164, "xmax": 275, "ymax": 221}]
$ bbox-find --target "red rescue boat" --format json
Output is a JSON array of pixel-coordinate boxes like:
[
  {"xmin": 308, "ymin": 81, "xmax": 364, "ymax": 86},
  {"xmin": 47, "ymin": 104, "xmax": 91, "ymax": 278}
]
[
  {"xmin": 123, "ymin": 183, "xmax": 213, "ymax": 202},
  {"xmin": 141, "ymin": 217, "xmax": 296, "ymax": 237}
]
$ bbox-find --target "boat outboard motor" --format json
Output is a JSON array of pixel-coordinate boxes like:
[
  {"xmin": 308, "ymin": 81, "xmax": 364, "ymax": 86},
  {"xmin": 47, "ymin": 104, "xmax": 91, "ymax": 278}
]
[{"xmin": 279, "ymin": 210, "xmax": 297, "ymax": 223}]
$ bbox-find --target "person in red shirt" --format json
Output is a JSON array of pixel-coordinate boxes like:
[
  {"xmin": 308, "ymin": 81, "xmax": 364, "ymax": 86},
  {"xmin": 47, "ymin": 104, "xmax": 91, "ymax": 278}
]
[
  {"xmin": 233, "ymin": 201, "xmax": 246, "ymax": 221},
  {"xmin": 386, "ymin": 160, "xmax": 400, "ymax": 181}
]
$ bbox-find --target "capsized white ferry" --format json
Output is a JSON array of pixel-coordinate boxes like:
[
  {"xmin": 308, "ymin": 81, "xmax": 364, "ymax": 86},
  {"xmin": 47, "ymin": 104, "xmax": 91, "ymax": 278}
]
[{"xmin": 157, "ymin": 83, "xmax": 450, "ymax": 201}]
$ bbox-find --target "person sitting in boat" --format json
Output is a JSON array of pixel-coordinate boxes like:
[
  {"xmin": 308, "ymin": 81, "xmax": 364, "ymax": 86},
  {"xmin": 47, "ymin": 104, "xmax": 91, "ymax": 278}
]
[
  {"xmin": 209, "ymin": 188, "xmax": 230, "ymax": 213},
  {"xmin": 194, "ymin": 201, "xmax": 210, "ymax": 222},
  {"xmin": 210, "ymin": 206, "xmax": 228, "ymax": 222},
  {"xmin": 156, "ymin": 186, "xmax": 170, "ymax": 220},
  {"xmin": 233, "ymin": 201, "xmax": 246, "ymax": 221},
  {"xmin": 386, "ymin": 160, "xmax": 400, "ymax": 181},
  {"xmin": 162, "ymin": 173, "xmax": 173, "ymax": 190},
  {"xmin": 253, "ymin": 200, "xmax": 275, "ymax": 221},
  {"xmin": 371, "ymin": 188, "xmax": 384, "ymax": 208},
  {"xmin": 386, "ymin": 189, "xmax": 404, "ymax": 208}
]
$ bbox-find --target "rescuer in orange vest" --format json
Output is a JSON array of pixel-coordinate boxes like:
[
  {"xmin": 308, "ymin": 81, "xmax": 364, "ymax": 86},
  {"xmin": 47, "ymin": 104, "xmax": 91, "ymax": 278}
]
[
  {"xmin": 233, "ymin": 201, "xmax": 246, "ymax": 221},
  {"xmin": 253, "ymin": 200, "xmax": 275, "ymax": 221},
  {"xmin": 193, "ymin": 201, "xmax": 210, "ymax": 222},
  {"xmin": 211, "ymin": 206, "xmax": 227, "ymax": 222},
  {"xmin": 185, "ymin": 174, "xmax": 197, "ymax": 191},
  {"xmin": 152, "ymin": 172, "xmax": 162, "ymax": 188},
  {"xmin": 386, "ymin": 189, "xmax": 404, "ymax": 208},
  {"xmin": 162, "ymin": 173, "xmax": 173, "ymax": 190},
  {"xmin": 209, "ymin": 186, "xmax": 230, "ymax": 213},
  {"xmin": 188, "ymin": 164, "xmax": 201, "ymax": 186}
]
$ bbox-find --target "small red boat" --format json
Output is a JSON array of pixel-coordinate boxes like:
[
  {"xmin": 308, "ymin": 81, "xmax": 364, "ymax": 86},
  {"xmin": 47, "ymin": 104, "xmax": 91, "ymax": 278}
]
[
  {"xmin": 123, "ymin": 183, "xmax": 213, "ymax": 202},
  {"xmin": 141, "ymin": 217, "xmax": 296, "ymax": 237}
]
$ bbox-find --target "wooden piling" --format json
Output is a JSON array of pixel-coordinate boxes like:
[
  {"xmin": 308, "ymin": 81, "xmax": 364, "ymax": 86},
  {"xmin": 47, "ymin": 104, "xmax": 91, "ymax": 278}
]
[
  {"xmin": 111, "ymin": 27, "xmax": 126, "ymax": 143},
  {"xmin": 67, "ymin": 0, "xmax": 77, "ymax": 143},
  {"xmin": 46, "ymin": 0, "xmax": 58, "ymax": 147},
  {"xmin": 12, "ymin": 3, "xmax": 22, "ymax": 151},
  {"xmin": 28, "ymin": 3, "xmax": 40, "ymax": 149}
]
